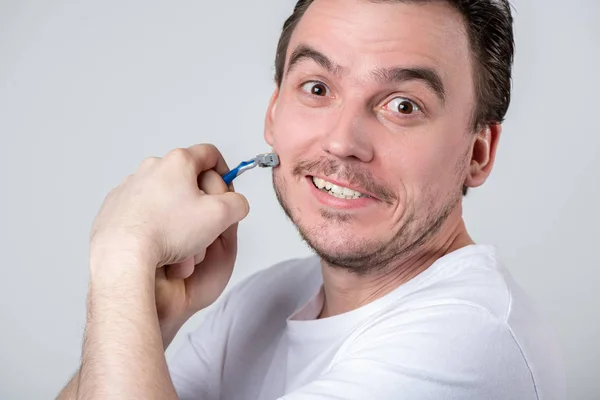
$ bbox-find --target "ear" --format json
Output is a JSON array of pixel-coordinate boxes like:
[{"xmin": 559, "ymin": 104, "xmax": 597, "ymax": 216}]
[
  {"xmin": 264, "ymin": 88, "xmax": 280, "ymax": 147},
  {"xmin": 464, "ymin": 123, "xmax": 502, "ymax": 189}
]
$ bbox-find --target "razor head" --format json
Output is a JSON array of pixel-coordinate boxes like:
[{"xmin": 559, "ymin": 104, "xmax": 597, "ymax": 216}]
[{"xmin": 255, "ymin": 153, "xmax": 280, "ymax": 168}]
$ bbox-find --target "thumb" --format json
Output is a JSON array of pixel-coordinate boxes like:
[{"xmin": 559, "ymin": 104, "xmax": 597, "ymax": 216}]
[
  {"xmin": 195, "ymin": 192, "xmax": 250, "ymax": 245},
  {"xmin": 215, "ymin": 192, "xmax": 250, "ymax": 222}
]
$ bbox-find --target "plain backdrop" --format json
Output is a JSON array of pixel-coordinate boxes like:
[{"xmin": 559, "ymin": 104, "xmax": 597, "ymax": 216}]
[{"xmin": 0, "ymin": 0, "xmax": 598, "ymax": 398}]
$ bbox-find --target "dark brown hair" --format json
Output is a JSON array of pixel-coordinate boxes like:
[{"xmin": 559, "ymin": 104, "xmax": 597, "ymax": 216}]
[{"xmin": 274, "ymin": 0, "xmax": 515, "ymax": 131}]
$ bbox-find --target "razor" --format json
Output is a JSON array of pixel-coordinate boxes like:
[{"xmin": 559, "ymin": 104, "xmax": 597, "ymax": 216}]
[{"xmin": 222, "ymin": 153, "xmax": 280, "ymax": 185}]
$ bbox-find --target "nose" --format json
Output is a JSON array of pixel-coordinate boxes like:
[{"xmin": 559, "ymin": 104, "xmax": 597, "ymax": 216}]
[{"xmin": 320, "ymin": 102, "xmax": 375, "ymax": 163}]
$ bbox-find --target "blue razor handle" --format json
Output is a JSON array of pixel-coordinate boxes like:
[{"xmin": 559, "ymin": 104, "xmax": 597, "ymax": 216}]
[{"xmin": 222, "ymin": 153, "xmax": 279, "ymax": 185}]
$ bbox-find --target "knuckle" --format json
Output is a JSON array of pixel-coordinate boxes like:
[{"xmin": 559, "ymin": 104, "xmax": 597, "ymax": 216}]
[
  {"xmin": 194, "ymin": 143, "xmax": 219, "ymax": 160},
  {"xmin": 119, "ymin": 174, "xmax": 135, "ymax": 186},
  {"xmin": 203, "ymin": 143, "xmax": 217, "ymax": 153},
  {"xmin": 193, "ymin": 143, "xmax": 214, "ymax": 152},
  {"xmin": 140, "ymin": 156, "xmax": 160, "ymax": 169},
  {"xmin": 167, "ymin": 148, "xmax": 193, "ymax": 165}
]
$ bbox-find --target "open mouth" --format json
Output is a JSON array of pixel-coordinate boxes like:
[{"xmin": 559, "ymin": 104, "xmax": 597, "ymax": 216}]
[{"xmin": 310, "ymin": 176, "xmax": 371, "ymax": 200}]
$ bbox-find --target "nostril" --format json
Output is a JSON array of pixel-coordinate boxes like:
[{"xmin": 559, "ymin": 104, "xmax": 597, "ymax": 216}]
[{"xmin": 321, "ymin": 136, "xmax": 373, "ymax": 163}]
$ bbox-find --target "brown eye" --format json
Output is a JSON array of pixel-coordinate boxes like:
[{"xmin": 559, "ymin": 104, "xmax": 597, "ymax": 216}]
[
  {"xmin": 397, "ymin": 100, "xmax": 414, "ymax": 114},
  {"xmin": 312, "ymin": 84, "xmax": 326, "ymax": 96},
  {"xmin": 302, "ymin": 81, "xmax": 330, "ymax": 97},
  {"xmin": 386, "ymin": 97, "xmax": 421, "ymax": 115}
]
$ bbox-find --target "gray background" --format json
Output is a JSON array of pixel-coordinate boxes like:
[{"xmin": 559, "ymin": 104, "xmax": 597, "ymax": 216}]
[{"xmin": 0, "ymin": 0, "xmax": 598, "ymax": 398}]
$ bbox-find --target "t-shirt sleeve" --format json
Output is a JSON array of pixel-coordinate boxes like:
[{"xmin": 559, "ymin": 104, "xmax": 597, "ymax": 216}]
[
  {"xmin": 279, "ymin": 304, "xmax": 538, "ymax": 400},
  {"xmin": 167, "ymin": 298, "xmax": 230, "ymax": 400}
]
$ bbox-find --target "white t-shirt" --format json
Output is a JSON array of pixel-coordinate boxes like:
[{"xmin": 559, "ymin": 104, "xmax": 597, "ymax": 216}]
[{"xmin": 168, "ymin": 245, "xmax": 566, "ymax": 400}]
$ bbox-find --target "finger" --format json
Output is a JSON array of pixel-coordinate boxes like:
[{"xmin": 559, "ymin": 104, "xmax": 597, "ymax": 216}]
[
  {"xmin": 184, "ymin": 238, "xmax": 235, "ymax": 309},
  {"xmin": 185, "ymin": 144, "xmax": 230, "ymax": 176},
  {"xmin": 198, "ymin": 169, "xmax": 229, "ymax": 196},
  {"xmin": 166, "ymin": 256, "xmax": 195, "ymax": 280},
  {"xmin": 162, "ymin": 145, "xmax": 224, "ymax": 180},
  {"xmin": 194, "ymin": 192, "xmax": 249, "ymax": 246},
  {"xmin": 193, "ymin": 248, "xmax": 207, "ymax": 265},
  {"xmin": 219, "ymin": 221, "xmax": 239, "ymax": 260}
]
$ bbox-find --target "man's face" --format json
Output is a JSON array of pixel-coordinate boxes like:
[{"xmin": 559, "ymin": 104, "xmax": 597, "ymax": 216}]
[{"xmin": 265, "ymin": 0, "xmax": 485, "ymax": 271}]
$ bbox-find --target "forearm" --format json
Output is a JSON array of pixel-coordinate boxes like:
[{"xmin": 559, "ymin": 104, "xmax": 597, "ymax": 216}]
[
  {"xmin": 58, "ymin": 322, "xmax": 182, "ymax": 399},
  {"xmin": 56, "ymin": 370, "xmax": 80, "ymax": 399},
  {"xmin": 77, "ymin": 254, "xmax": 178, "ymax": 399}
]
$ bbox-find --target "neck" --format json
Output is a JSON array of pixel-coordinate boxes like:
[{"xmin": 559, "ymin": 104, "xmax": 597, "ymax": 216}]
[{"xmin": 318, "ymin": 213, "xmax": 473, "ymax": 319}]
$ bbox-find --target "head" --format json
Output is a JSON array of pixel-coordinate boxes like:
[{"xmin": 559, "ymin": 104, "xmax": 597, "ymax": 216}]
[{"xmin": 265, "ymin": 0, "xmax": 514, "ymax": 273}]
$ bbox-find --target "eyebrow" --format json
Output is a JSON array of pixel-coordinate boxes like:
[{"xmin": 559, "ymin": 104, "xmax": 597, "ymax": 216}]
[
  {"xmin": 287, "ymin": 45, "xmax": 345, "ymax": 77},
  {"xmin": 372, "ymin": 67, "xmax": 446, "ymax": 104},
  {"xmin": 286, "ymin": 44, "xmax": 446, "ymax": 104}
]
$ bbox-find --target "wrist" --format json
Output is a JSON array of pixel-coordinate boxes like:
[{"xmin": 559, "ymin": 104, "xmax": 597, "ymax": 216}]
[
  {"xmin": 90, "ymin": 233, "xmax": 158, "ymax": 277},
  {"xmin": 89, "ymin": 250, "xmax": 157, "ymax": 293}
]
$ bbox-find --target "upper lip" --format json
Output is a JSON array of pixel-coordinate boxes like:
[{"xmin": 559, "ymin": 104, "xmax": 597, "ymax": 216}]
[{"xmin": 309, "ymin": 175, "xmax": 378, "ymax": 200}]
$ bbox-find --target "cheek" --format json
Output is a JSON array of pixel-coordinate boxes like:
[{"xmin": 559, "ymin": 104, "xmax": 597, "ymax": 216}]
[
  {"xmin": 271, "ymin": 100, "xmax": 326, "ymax": 158},
  {"xmin": 391, "ymin": 130, "xmax": 465, "ymax": 194}
]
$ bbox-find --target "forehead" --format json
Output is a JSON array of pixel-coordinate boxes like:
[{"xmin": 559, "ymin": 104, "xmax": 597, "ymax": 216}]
[{"xmin": 288, "ymin": 0, "xmax": 474, "ymax": 88}]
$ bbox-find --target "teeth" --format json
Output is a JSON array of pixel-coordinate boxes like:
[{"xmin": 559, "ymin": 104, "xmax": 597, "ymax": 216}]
[
  {"xmin": 330, "ymin": 184, "xmax": 344, "ymax": 195},
  {"xmin": 342, "ymin": 187, "xmax": 355, "ymax": 196},
  {"xmin": 311, "ymin": 176, "xmax": 365, "ymax": 199},
  {"xmin": 313, "ymin": 177, "xmax": 326, "ymax": 189}
]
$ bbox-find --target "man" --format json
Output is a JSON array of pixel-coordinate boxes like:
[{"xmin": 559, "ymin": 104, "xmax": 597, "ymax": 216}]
[{"xmin": 58, "ymin": 0, "xmax": 565, "ymax": 399}]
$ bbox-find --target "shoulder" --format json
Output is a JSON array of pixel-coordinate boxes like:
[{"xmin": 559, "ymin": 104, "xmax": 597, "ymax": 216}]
[
  {"xmin": 335, "ymin": 301, "xmax": 538, "ymax": 398},
  {"xmin": 334, "ymin": 245, "xmax": 564, "ymax": 399},
  {"xmin": 403, "ymin": 245, "xmax": 514, "ymax": 321}
]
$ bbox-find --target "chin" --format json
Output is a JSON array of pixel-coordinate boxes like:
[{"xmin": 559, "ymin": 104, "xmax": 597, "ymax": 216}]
[
  {"xmin": 291, "ymin": 211, "xmax": 401, "ymax": 273},
  {"xmin": 272, "ymin": 167, "xmax": 420, "ymax": 273}
]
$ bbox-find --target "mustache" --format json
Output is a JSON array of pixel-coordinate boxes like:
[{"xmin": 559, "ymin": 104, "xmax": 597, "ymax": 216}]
[{"xmin": 292, "ymin": 157, "xmax": 396, "ymax": 204}]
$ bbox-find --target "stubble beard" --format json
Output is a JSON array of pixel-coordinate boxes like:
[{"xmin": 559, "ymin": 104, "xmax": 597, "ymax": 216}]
[{"xmin": 273, "ymin": 167, "xmax": 463, "ymax": 275}]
